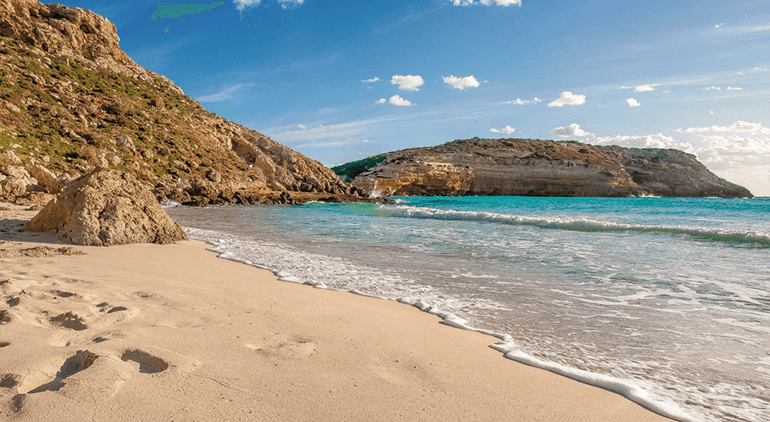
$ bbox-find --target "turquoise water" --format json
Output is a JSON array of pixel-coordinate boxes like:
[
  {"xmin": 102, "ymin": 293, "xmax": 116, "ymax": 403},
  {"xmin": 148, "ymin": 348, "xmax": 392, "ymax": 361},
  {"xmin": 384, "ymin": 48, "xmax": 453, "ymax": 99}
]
[{"xmin": 168, "ymin": 197, "xmax": 770, "ymax": 422}]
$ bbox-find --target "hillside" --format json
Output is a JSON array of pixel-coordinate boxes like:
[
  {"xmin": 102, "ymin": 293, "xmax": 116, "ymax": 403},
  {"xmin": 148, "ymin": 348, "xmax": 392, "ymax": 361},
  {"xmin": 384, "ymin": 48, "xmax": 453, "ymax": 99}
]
[
  {"xmin": 334, "ymin": 137, "xmax": 753, "ymax": 198},
  {"xmin": 0, "ymin": 0, "xmax": 367, "ymax": 206}
]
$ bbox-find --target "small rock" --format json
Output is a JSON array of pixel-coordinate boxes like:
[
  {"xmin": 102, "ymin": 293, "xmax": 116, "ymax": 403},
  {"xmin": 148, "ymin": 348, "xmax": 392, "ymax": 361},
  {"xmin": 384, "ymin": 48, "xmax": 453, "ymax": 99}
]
[
  {"xmin": 106, "ymin": 152, "xmax": 122, "ymax": 166},
  {"xmin": 27, "ymin": 165, "xmax": 55, "ymax": 190},
  {"xmin": 2, "ymin": 151, "xmax": 22, "ymax": 166},
  {"xmin": 2, "ymin": 166, "xmax": 30, "ymax": 179},
  {"xmin": 115, "ymin": 134, "xmax": 135, "ymax": 151},
  {"xmin": 206, "ymin": 170, "xmax": 221, "ymax": 183},
  {"xmin": 171, "ymin": 160, "xmax": 188, "ymax": 171}
]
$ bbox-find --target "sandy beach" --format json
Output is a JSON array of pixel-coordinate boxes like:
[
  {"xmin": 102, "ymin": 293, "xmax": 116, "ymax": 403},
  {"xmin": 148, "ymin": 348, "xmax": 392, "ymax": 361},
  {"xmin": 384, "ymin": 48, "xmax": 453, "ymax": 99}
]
[{"xmin": 0, "ymin": 203, "xmax": 672, "ymax": 421}]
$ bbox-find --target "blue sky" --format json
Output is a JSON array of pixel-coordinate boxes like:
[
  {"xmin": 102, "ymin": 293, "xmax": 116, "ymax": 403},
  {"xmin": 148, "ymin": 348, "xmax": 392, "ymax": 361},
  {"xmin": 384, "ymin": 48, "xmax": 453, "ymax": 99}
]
[{"xmin": 56, "ymin": 0, "xmax": 769, "ymax": 195}]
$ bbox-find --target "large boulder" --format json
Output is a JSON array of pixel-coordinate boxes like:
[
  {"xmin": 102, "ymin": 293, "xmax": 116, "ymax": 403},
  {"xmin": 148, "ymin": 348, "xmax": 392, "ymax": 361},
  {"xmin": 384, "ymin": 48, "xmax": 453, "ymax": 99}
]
[{"xmin": 24, "ymin": 169, "xmax": 187, "ymax": 246}]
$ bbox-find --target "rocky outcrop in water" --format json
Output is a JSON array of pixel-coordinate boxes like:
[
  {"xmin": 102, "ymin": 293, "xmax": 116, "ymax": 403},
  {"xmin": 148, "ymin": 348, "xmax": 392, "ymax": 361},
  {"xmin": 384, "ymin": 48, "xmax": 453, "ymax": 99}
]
[
  {"xmin": 334, "ymin": 138, "xmax": 752, "ymax": 198},
  {"xmin": 24, "ymin": 169, "xmax": 188, "ymax": 246},
  {"xmin": 0, "ymin": 0, "xmax": 368, "ymax": 206}
]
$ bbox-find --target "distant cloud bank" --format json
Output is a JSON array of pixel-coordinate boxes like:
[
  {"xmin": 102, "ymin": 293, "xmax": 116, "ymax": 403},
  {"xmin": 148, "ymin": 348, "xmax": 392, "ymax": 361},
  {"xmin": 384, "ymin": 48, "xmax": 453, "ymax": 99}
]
[{"xmin": 626, "ymin": 98, "xmax": 641, "ymax": 107}]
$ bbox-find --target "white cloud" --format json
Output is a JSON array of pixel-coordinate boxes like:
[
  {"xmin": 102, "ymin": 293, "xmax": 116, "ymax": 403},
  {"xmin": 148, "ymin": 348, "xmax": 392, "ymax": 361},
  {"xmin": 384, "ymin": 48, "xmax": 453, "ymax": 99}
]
[
  {"xmin": 442, "ymin": 75, "xmax": 480, "ymax": 90},
  {"xmin": 452, "ymin": 0, "xmax": 522, "ymax": 6},
  {"xmin": 198, "ymin": 84, "xmax": 245, "ymax": 102},
  {"xmin": 626, "ymin": 98, "xmax": 641, "ymax": 107},
  {"xmin": 621, "ymin": 84, "xmax": 659, "ymax": 93},
  {"xmin": 715, "ymin": 23, "xmax": 723, "ymax": 29},
  {"xmin": 548, "ymin": 91, "xmax": 586, "ymax": 107},
  {"xmin": 506, "ymin": 97, "xmax": 542, "ymax": 105},
  {"xmin": 550, "ymin": 123, "xmax": 593, "ymax": 137},
  {"xmin": 490, "ymin": 125, "xmax": 516, "ymax": 134},
  {"xmin": 376, "ymin": 98, "xmax": 387, "ymax": 104},
  {"xmin": 727, "ymin": 86, "xmax": 743, "ymax": 91},
  {"xmin": 634, "ymin": 84, "xmax": 658, "ymax": 93},
  {"xmin": 362, "ymin": 77, "xmax": 380, "ymax": 83},
  {"xmin": 277, "ymin": 0, "xmax": 303, "ymax": 8},
  {"xmin": 389, "ymin": 95, "xmax": 412, "ymax": 106},
  {"xmin": 684, "ymin": 121, "xmax": 770, "ymax": 135},
  {"xmin": 391, "ymin": 75, "xmax": 424, "ymax": 91},
  {"xmin": 591, "ymin": 133, "xmax": 692, "ymax": 151},
  {"xmin": 233, "ymin": 0, "xmax": 261, "ymax": 10},
  {"xmin": 706, "ymin": 86, "xmax": 721, "ymax": 91},
  {"xmin": 297, "ymin": 124, "xmax": 306, "ymax": 130}
]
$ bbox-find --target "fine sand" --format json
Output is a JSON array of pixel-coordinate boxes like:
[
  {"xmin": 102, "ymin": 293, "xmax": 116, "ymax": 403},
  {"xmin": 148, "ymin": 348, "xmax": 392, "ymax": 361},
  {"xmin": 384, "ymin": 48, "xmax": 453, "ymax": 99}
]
[{"xmin": 0, "ymin": 203, "xmax": 672, "ymax": 421}]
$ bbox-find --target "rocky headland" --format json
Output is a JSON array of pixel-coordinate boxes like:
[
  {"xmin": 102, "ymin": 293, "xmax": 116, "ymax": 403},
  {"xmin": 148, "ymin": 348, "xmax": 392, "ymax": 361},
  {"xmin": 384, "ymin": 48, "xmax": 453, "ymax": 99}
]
[
  {"xmin": 0, "ymin": 0, "xmax": 370, "ymax": 208},
  {"xmin": 334, "ymin": 138, "xmax": 753, "ymax": 198}
]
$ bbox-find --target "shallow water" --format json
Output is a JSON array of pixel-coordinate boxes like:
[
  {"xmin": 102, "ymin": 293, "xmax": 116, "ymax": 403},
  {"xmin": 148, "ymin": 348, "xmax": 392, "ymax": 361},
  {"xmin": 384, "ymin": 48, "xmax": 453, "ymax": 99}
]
[{"xmin": 168, "ymin": 196, "xmax": 770, "ymax": 422}]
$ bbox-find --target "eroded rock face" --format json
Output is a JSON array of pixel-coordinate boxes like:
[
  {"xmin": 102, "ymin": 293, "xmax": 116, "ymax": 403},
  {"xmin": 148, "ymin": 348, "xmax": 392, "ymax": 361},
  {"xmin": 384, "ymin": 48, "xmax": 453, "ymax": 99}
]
[
  {"xmin": 23, "ymin": 169, "xmax": 188, "ymax": 246},
  {"xmin": 338, "ymin": 138, "xmax": 753, "ymax": 198},
  {"xmin": 0, "ymin": 0, "xmax": 364, "ymax": 206},
  {"xmin": 605, "ymin": 147, "xmax": 753, "ymax": 198}
]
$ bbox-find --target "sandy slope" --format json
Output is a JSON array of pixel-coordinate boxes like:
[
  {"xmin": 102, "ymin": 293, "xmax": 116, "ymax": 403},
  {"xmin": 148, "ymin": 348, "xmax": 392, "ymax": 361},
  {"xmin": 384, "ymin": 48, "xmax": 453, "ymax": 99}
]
[{"xmin": 0, "ymin": 203, "xmax": 671, "ymax": 421}]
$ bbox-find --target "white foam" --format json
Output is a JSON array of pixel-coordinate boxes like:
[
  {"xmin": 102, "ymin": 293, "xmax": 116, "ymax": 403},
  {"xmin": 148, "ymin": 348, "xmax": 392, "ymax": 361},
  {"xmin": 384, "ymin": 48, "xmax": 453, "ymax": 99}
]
[
  {"xmin": 375, "ymin": 204, "xmax": 770, "ymax": 246},
  {"xmin": 160, "ymin": 200, "xmax": 182, "ymax": 208},
  {"xmin": 490, "ymin": 341, "xmax": 696, "ymax": 422}
]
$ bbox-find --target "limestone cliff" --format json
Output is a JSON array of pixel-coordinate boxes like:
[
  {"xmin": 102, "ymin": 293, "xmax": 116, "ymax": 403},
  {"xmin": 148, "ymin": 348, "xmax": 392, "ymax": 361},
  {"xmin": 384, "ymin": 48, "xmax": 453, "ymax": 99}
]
[
  {"xmin": 0, "ymin": 0, "xmax": 368, "ymax": 206},
  {"xmin": 334, "ymin": 138, "xmax": 752, "ymax": 198}
]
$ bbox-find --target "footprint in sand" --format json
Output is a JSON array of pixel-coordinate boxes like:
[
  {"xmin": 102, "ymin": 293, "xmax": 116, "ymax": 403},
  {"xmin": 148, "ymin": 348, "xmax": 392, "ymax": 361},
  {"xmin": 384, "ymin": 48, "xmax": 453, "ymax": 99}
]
[
  {"xmin": 0, "ymin": 341, "xmax": 9, "ymax": 348},
  {"xmin": 49, "ymin": 312, "xmax": 87, "ymax": 331},
  {"xmin": 48, "ymin": 290, "xmax": 78, "ymax": 299},
  {"xmin": 6, "ymin": 296, "xmax": 19, "ymax": 307},
  {"xmin": 10, "ymin": 393, "xmax": 25, "ymax": 413},
  {"xmin": 246, "ymin": 334, "xmax": 318, "ymax": 359},
  {"xmin": 121, "ymin": 350, "xmax": 169, "ymax": 374},
  {"xmin": 17, "ymin": 350, "xmax": 99, "ymax": 394},
  {"xmin": 96, "ymin": 303, "xmax": 136, "ymax": 323},
  {"xmin": 0, "ymin": 374, "xmax": 19, "ymax": 389},
  {"xmin": 0, "ymin": 309, "xmax": 9, "ymax": 324}
]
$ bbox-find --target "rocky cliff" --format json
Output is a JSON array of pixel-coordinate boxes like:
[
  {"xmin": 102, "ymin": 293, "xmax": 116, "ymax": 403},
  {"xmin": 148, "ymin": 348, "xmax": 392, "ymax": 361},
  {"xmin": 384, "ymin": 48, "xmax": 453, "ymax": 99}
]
[
  {"xmin": 334, "ymin": 138, "xmax": 753, "ymax": 198},
  {"xmin": 0, "ymin": 0, "xmax": 368, "ymax": 206}
]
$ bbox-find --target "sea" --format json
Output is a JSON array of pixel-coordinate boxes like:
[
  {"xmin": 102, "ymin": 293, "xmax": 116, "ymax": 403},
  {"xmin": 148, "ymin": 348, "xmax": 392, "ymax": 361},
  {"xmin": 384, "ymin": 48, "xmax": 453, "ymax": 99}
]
[{"xmin": 166, "ymin": 196, "xmax": 770, "ymax": 422}]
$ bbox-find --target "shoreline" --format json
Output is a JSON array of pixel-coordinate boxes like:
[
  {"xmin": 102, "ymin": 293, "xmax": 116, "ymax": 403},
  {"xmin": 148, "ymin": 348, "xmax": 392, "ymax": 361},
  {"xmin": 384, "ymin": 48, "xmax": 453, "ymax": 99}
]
[{"xmin": 1, "ymin": 203, "xmax": 673, "ymax": 421}]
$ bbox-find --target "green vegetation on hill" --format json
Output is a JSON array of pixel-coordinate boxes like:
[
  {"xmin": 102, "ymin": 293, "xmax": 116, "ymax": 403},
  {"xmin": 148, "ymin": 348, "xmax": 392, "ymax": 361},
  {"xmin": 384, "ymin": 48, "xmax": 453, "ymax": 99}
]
[
  {"xmin": 0, "ymin": 35, "xmax": 235, "ymax": 183},
  {"xmin": 332, "ymin": 155, "xmax": 385, "ymax": 181}
]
